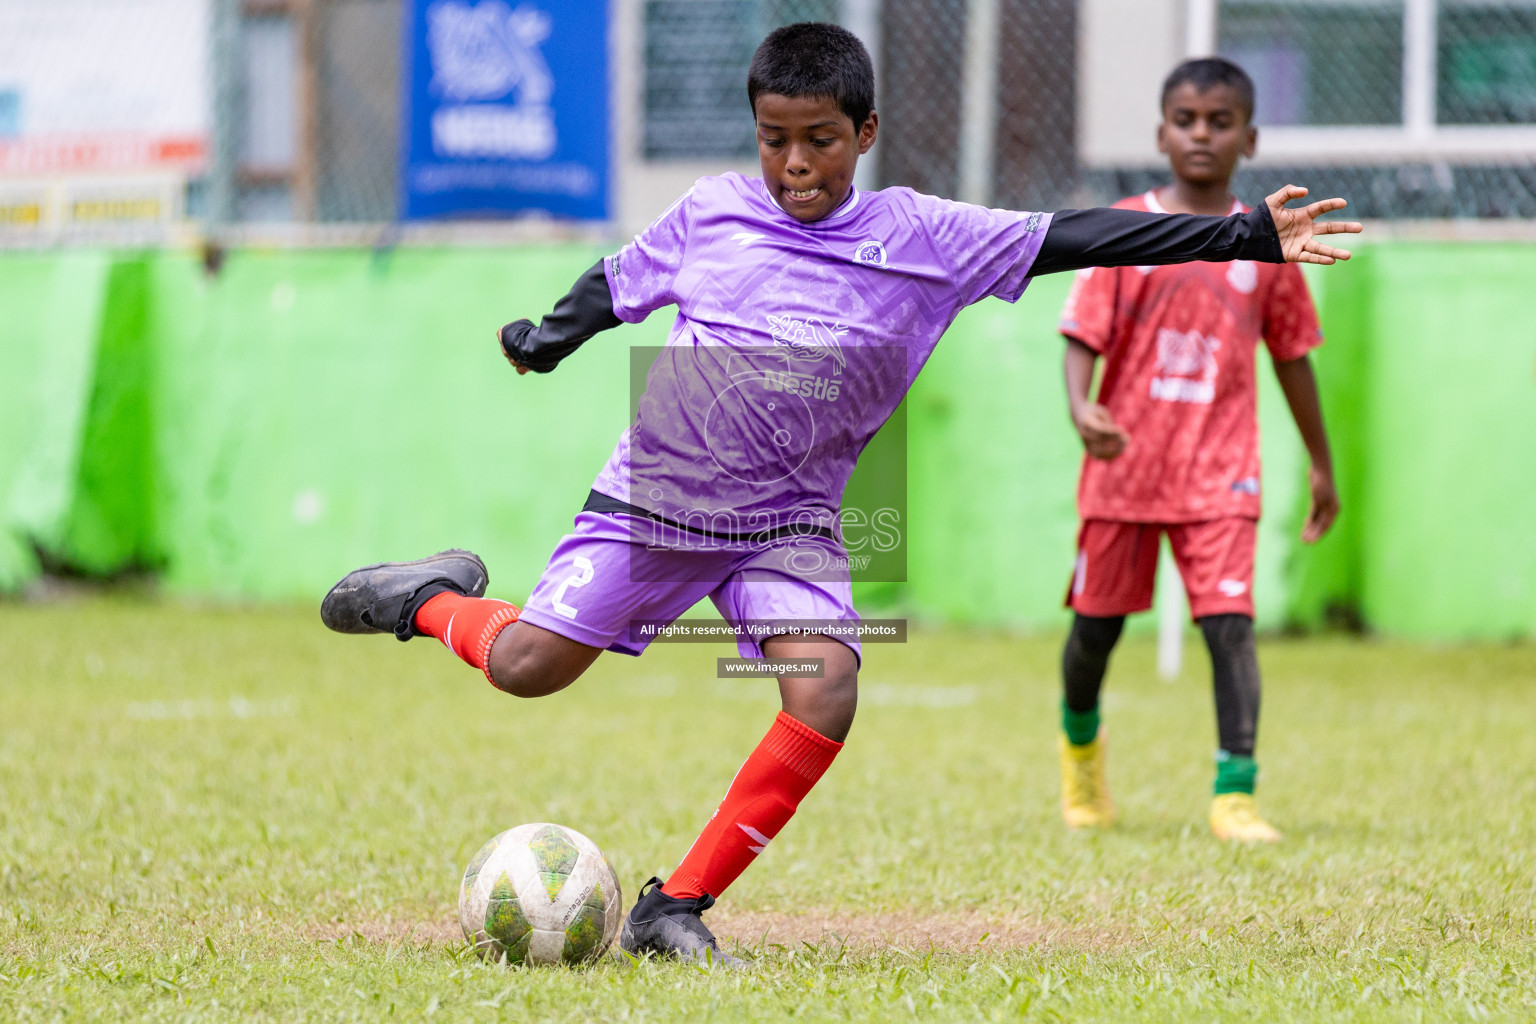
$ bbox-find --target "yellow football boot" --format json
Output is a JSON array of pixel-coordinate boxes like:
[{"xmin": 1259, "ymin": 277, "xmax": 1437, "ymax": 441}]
[
  {"xmin": 1059, "ymin": 728, "xmax": 1116, "ymax": 829},
  {"xmin": 1209, "ymin": 793, "xmax": 1282, "ymax": 843}
]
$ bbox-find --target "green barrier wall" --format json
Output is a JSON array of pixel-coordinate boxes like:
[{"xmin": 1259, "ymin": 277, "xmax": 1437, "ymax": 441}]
[
  {"xmin": 1355, "ymin": 246, "xmax": 1536, "ymax": 638},
  {"xmin": 65, "ymin": 256, "xmax": 162, "ymax": 575},
  {"xmin": 144, "ymin": 247, "xmax": 654, "ymax": 602},
  {"xmin": 1, "ymin": 243, "xmax": 1531, "ymax": 639},
  {"xmin": 0, "ymin": 253, "xmax": 115, "ymax": 587}
]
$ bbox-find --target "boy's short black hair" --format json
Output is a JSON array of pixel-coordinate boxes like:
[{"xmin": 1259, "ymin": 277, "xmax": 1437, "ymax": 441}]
[
  {"xmin": 1161, "ymin": 57, "xmax": 1256, "ymax": 122},
  {"xmin": 748, "ymin": 22, "xmax": 875, "ymax": 129}
]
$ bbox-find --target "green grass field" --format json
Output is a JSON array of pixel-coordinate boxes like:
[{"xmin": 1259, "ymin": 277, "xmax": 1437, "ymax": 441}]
[{"xmin": 2, "ymin": 597, "xmax": 1533, "ymax": 1021}]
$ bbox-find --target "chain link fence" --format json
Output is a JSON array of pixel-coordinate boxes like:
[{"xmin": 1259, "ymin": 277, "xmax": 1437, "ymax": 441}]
[
  {"xmin": 2, "ymin": 0, "xmax": 1534, "ymax": 244},
  {"xmin": 1199, "ymin": 0, "xmax": 1536, "ymax": 217},
  {"xmin": 195, "ymin": 0, "xmax": 1536, "ymax": 225}
]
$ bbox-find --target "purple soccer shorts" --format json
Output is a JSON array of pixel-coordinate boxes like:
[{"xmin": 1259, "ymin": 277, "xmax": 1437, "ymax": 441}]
[{"xmin": 516, "ymin": 511, "xmax": 862, "ymax": 662}]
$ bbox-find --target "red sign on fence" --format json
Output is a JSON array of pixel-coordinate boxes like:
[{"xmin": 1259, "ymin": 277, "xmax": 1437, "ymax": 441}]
[{"xmin": 0, "ymin": 134, "xmax": 208, "ymax": 177}]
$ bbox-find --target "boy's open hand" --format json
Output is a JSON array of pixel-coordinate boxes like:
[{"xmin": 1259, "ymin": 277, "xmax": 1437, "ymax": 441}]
[
  {"xmin": 1073, "ymin": 403, "xmax": 1128, "ymax": 460},
  {"xmin": 1302, "ymin": 464, "xmax": 1340, "ymax": 543},
  {"xmin": 1265, "ymin": 185, "xmax": 1363, "ymax": 265}
]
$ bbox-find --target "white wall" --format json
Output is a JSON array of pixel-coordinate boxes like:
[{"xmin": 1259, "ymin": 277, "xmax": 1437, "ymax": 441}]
[
  {"xmin": 1077, "ymin": 0, "xmax": 1186, "ymax": 168},
  {"xmin": 610, "ymin": 0, "xmax": 757, "ymax": 239},
  {"xmin": 0, "ymin": 0, "xmax": 210, "ymax": 149}
]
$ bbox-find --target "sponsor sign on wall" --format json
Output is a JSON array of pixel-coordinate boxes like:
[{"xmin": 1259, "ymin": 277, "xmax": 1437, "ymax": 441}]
[
  {"xmin": 401, "ymin": 0, "xmax": 609, "ymax": 220},
  {"xmin": 0, "ymin": 0, "xmax": 208, "ymax": 229},
  {"xmin": 0, "ymin": 0, "xmax": 209, "ymax": 178}
]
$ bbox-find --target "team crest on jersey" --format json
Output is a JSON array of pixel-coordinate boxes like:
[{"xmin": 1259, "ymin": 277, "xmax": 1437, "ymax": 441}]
[
  {"xmin": 1150, "ymin": 327, "xmax": 1221, "ymax": 404},
  {"xmin": 1226, "ymin": 260, "xmax": 1258, "ymax": 294},
  {"xmin": 853, "ymin": 240, "xmax": 887, "ymax": 268}
]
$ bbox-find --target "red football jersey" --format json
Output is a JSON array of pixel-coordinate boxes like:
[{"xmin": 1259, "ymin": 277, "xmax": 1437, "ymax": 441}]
[{"xmin": 1058, "ymin": 191, "xmax": 1323, "ymax": 522}]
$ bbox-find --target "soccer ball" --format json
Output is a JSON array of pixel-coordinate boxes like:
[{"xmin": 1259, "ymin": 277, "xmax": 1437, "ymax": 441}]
[{"xmin": 458, "ymin": 823, "xmax": 623, "ymax": 965}]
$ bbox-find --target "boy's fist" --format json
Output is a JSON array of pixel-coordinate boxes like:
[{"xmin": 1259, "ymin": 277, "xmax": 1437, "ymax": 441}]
[
  {"xmin": 498, "ymin": 327, "xmax": 532, "ymax": 374},
  {"xmin": 1073, "ymin": 403, "xmax": 1128, "ymax": 460},
  {"xmin": 1301, "ymin": 465, "xmax": 1340, "ymax": 543}
]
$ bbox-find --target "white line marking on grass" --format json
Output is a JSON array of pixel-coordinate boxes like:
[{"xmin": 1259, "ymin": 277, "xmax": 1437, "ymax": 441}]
[
  {"xmin": 125, "ymin": 698, "xmax": 297, "ymax": 721},
  {"xmin": 711, "ymin": 681, "xmax": 980, "ymax": 708},
  {"xmin": 861, "ymin": 684, "xmax": 980, "ymax": 709}
]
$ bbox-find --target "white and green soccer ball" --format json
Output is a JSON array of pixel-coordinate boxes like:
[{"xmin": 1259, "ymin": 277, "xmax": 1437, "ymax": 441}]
[{"xmin": 458, "ymin": 823, "xmax": 623, "ymax": 965}]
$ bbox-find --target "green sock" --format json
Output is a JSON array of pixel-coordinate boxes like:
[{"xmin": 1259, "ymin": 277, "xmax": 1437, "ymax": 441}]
[
  {"xmin": 1214, "ymin": 751, "xmax": 1258, "ymax": 795},
  {"xmin": 1062, "ymin": 701, "xmax": 1100, "ymax": 746}
]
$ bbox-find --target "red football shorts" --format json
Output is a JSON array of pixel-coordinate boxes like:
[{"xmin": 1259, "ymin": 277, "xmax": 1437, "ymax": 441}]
[{"xmin": 1066, "ymin": 517, "xmax": 1257, "ymax": 620}]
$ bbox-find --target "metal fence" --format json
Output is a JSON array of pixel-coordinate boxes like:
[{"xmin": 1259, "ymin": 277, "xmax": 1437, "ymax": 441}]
[
  {"xmin": 203, "ymin": 0, "xmax": 1536, "ymax": 225},
  {"xmin": 2, "ymin": 0, "xmax": 1535, "ymax": 244},
  {"xmin": 272, "ymin": 0, "xmax": 1536, "ymax": 223}
]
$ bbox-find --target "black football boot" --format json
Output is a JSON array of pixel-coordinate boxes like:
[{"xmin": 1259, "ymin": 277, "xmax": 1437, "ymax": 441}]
[
  {"xmin": 320, "ymin": 549, "xmax": 488, "ymax": 641},
  {"xmin": 619, "ymin": 877, "xmax": 746, "ymax": 968}
]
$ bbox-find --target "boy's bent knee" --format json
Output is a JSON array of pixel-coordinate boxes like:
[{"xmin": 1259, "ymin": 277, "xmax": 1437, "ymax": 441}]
[
  {"xmin": 767, "ymin": 635, "xmax": 858, "ymax": 742},
  {"xmin": 781, "ymin": 674, "xmax": 857, "ymax": 743},
  {"xmin": 485, "ymin": 622, "xmax": 602, "ymax": 698}
]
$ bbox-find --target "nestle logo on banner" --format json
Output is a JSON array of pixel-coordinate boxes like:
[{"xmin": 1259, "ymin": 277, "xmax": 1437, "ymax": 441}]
[
  {"xmin": 426, "ymin": 0, "xmax": 556, "ymax": 160},
  {"xmin": 432, "ymin": 106, "xmax": 554, "ymax": 159}
]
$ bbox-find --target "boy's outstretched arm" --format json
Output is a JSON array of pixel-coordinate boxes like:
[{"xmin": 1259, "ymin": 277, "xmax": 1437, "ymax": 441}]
[
  {"xmin": 498, "ymin": 259, "xmax": 622, "ymax": 374},
  {"xmin": 1273, "ymin": 354, "xmax": 1340, "ymax": 543},
  {"xmin": 1030, "ymin": 185, "xmax": 1362, "ymax": 277},
  {"xmin": 1064, "ymin": 338, "xmax": 1127, "ymax": 460}
]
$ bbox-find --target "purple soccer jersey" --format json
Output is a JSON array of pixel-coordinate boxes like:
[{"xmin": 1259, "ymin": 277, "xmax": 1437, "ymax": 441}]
[{"xmin": 594, "ymin": 173, "xmax": 1052, "ymax": 536}]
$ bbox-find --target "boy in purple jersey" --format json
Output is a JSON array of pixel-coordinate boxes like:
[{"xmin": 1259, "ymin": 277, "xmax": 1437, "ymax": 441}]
[{"xmin": 321, "ymin": 23, "xmax": 1359, "ymax": 965}]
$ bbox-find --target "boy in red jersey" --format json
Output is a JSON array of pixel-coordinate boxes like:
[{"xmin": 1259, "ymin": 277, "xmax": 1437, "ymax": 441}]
[{"xmin": 1055, "ymin": 58, "xmax": 1340, "ymax": 842}]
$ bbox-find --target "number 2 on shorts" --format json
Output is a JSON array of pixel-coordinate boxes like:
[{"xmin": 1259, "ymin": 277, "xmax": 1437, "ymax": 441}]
[{"xmin": 551, "ymin": 556, "xmax": 594, "ymax": 619}]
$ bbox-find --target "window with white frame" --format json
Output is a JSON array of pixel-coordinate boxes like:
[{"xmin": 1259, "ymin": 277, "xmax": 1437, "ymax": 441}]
[
  {"xmin": 1219, "ymin": 2, "xmax": 1405, "ymax": 126},
  {"xmin": 641, "ymin": 0, "xmax": 841, "ymax": 160},
  {"xmin": 1200, "ymin": 0, "xmax": 1536, "ymax": 160},
  {"xmin": 1437, "ymin": 0, "xmax": 1536, "ymax": 124}
]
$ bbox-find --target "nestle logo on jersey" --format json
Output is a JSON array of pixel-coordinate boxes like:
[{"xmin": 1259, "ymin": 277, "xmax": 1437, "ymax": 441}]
[
  {"xmin": 762, "ymin": 370, "xmax": 842, "ymax": 401},
  {"xmin": 764, "ymin": 313, "xmax": 846, "ymax": 402},
  {"xmin": 1149, "ymin": 328, "xmax": 1220, "ymax": 405},
  {"xmin": 1149, "ymin": 377, "xmax": 1215, "ymax": 403}
]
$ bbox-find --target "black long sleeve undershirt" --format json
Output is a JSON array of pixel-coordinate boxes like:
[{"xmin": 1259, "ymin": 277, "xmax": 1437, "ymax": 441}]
[
  {"xmin": 498, "ymin": 259, "xmax": 621, "ymax": 373},
  {"xmin": 500, "ymin": 202, "xmax": 1286, "ymax": 373},
  {"xmin": 1028, "ymin": 202, "xmax": 1284, "ymax": 277}
]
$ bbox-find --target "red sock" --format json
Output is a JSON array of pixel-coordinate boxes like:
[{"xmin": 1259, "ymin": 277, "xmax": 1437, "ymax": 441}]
[
  {"xmin": 662, "ymin": 711, "xmax": 843, "ymax": 901},
  {"xmin": 413, "ymin": 592, "xmax": 520, "ymax": 683}
]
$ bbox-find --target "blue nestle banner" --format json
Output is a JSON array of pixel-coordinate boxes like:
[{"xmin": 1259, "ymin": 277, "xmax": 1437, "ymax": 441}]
[{"xmin": 401, "ymin": 0, "xmax": 609, "ymax": 221}]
